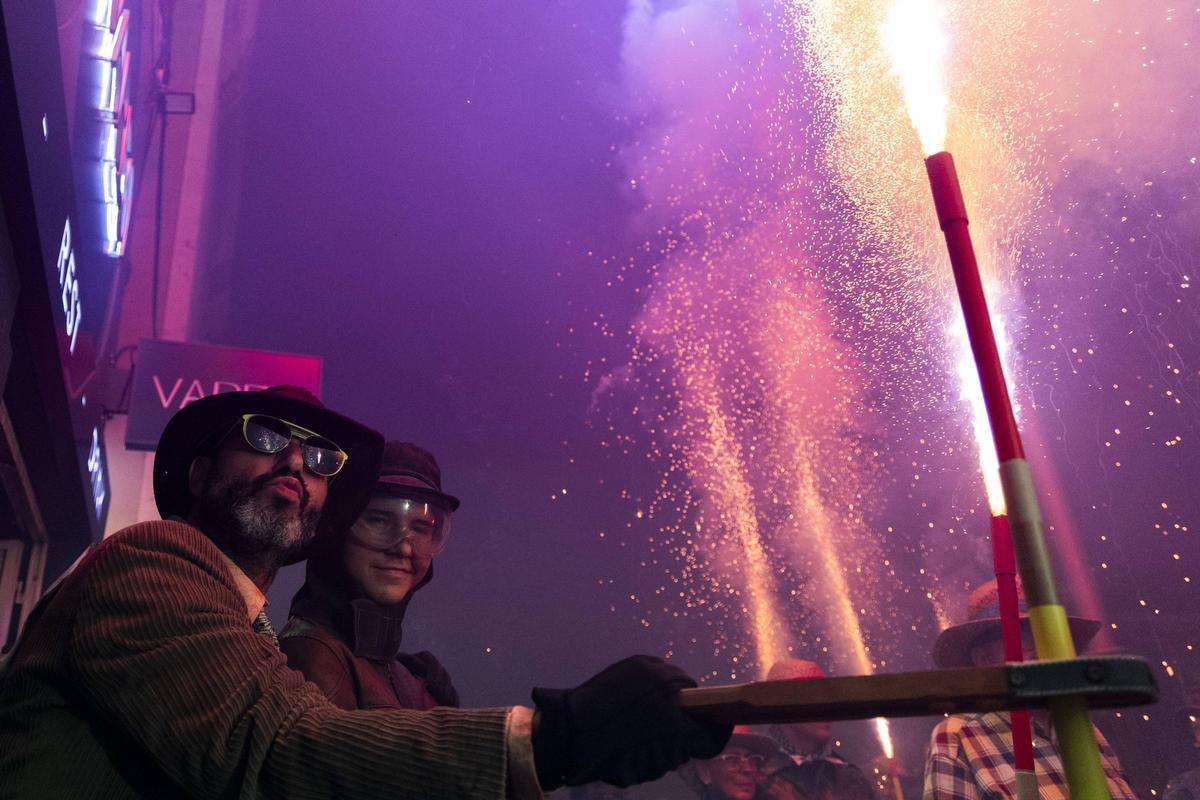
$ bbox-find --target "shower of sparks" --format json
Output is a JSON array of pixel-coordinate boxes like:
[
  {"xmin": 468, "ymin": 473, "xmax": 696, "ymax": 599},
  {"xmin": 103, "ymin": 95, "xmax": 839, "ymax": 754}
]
[
  {"xmin": 785, "ymin": 0, "xmax": 1046, "ymax": 630},
  {"xmin": 952, "ymin": 313, "xmax": 1014, "ymax": 516},
  {"xmin": 629, "ymin": 228, "xmax": 884, "ymax": 677},
  {"xmin": 881, "ymin": 0, "xmax": 948, "ymax": 155},
  {"xmin": 685, "ymin": 368, "xmax": 789, "ymax": 667},
  {"xmin": 594, "ymin": 0, "xmax": 1199, "ymax": 786},
  {"xmin": 604, "ymin": 0, "xmax": 1043, "ymax": 681},
  {"xmin": 880, "ymin": 0, "xmax": 1015, "ymax": 515}
]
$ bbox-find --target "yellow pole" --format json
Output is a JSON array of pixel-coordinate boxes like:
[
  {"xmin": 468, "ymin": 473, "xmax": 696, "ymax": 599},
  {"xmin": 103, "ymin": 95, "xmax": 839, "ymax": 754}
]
[{"xmin": 1004, "ymin": 460, "xmax": 1110, "ymax": 798}]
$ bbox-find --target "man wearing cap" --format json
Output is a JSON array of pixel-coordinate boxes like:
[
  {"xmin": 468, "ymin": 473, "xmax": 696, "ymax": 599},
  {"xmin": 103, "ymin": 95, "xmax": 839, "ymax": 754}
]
[
  {"xmin": 0, "ymin": 387, "xmax": 730, "ymax": 798},
  {"xmin": 685, "ymin": 726, "xmax": 781, "ymax": 800},
  {"xmin": 279, "ymin": 441, "xmax": 462, "ymax": 710},
  {"xmin": 758, "ymin": 659, "xmax": 878, "ymax": 800},
  {"xmin": 922, "ymin": 579, "xmax": 1136, "ymax": 800}
]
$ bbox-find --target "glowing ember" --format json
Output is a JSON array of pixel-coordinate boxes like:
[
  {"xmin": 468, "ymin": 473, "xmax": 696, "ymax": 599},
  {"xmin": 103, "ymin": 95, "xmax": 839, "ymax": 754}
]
[
  {"xmin": 875, "ymin": 717, "xmax": 895, "ymax": 760},
  {"xmin": 951, "ymin": 312, "xmax": 1015, "ymax": 517},
  {"xmin": 881, "ymin": 0, "xmax": 949, "ymax": 155}
]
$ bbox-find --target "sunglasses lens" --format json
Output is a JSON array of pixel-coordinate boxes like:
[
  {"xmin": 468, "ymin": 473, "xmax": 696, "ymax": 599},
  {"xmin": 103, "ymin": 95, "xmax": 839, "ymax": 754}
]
[
  {"xmin": 240, "ymin": 415, "xmax": 347, "ymax": 477},
  {"xmin": 302, "ymin": 438, "xmax": 347, "ymax": 477},
  {"xmin": 243, "ymin": 415, "xmax": 291, "ymax": 454}
]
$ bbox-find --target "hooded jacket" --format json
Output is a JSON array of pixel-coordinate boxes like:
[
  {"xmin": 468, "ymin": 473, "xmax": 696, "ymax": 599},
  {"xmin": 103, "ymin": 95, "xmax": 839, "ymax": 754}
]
[{"xmin": 279, "ymin": 558, "xmax": 459, "ymax": 711}]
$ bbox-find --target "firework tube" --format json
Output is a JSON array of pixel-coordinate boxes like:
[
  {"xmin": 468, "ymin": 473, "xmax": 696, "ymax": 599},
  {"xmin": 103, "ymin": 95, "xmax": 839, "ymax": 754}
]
[
  {"xmin": 924, "ymin": 151, "xmax": 1110, "ymax": 799},
  {"xmin": 992, "ymin": 515, "xmax": 1037, "ymax": 800}
]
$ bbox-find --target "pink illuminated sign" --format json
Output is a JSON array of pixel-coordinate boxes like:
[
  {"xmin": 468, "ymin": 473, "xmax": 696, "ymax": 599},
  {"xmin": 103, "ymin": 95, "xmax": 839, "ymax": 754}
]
[{"xmin": 125, "ymin": 339, "xmax": 323, "ymax": 451}]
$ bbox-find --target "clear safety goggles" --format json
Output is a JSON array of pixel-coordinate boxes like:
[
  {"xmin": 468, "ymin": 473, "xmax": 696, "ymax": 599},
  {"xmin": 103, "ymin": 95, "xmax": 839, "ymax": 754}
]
[{"xmin": 347, "ymin": 494, "xmax": 452, "ymax": 558}]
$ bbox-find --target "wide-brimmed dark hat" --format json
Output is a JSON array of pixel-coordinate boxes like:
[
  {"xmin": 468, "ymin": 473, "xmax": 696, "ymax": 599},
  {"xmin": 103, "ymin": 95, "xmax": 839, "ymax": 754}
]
[
  {"xmin": 933, "ymin": 577, "xmax": 1101, "ymax": 668},
  {"xmin": 374, "ymin": 441, "xmax": 460, "ymax": 511},
  {"xmin": 153, "ymin": 386, "xmax": 384, "ymax": 538}
]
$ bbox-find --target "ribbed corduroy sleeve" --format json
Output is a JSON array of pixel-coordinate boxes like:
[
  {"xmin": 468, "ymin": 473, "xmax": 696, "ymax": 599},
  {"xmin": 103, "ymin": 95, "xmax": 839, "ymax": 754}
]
[{"xmin": 68, "ymin": 521, "xmax": 513, "ymax": 799}]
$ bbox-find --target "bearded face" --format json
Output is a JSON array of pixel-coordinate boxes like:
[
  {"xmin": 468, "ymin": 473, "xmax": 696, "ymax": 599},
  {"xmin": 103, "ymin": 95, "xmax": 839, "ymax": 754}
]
[
  {"xmin": 187, "ymin": 428, "xmax": 330, "ymax": 576},
  {"xmin": 193, "ymin": 465, "xmax": 321, "ymax": 564}
]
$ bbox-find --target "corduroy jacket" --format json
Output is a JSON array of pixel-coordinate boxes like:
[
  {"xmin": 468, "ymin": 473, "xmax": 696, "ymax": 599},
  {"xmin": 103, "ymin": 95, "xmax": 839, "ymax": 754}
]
[{"xmin": 0, "ymin": 520, "xmax": 521, "ymax": 799}]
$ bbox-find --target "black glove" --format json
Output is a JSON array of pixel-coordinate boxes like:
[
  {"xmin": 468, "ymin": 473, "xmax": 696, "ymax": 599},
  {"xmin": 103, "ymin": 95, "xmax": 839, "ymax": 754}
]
[
  {"xmin": 396, "ymin": 650, "xmax": 461, "ymax": 708},
  {"xmin": 530, "ymin": 655, "xmax": 732, "ymax": 791}
]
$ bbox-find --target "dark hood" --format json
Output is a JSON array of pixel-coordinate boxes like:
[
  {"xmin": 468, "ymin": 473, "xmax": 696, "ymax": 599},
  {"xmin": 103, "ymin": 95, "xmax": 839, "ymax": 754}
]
[{"xmin": 288, "ymin": 552, "xmax": 434, "ymax": 661}]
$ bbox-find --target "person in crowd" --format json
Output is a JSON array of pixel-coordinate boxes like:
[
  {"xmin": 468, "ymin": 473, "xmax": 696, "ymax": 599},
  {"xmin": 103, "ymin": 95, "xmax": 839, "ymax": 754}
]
[
  {"xmin": 280, "ymin": 440, "xmax": 461, "ymax": 710},
  {"xmin": 922, "ymin": 578, "xmax": 1137, "ymax": 800},
  {"xmin": 1166, "ymin": 685, "xmax": 1200, "ymax": 800},
  {"xmin": 757, "ymin": 659, "xmax": 879, "ymax": 800},
  {"xmin": 686, "ymin": 726, "xmax": 780, "ymax": 800},
  {"xmin": 0, "ymin": 386, "xmax": 730, "ymax": 798}
]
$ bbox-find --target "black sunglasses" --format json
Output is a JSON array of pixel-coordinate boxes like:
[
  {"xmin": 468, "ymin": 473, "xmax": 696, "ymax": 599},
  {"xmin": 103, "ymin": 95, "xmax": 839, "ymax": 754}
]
[{"xmin": 232, "ymin": 413, "xmax": 349, "ymax": 477}]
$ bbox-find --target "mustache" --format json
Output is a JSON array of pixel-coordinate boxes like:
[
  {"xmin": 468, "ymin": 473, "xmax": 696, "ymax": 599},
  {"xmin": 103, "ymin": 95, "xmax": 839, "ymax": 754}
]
[{"xmin": 251, "ymin": 467, "xmax": 311, "ymax": 508}]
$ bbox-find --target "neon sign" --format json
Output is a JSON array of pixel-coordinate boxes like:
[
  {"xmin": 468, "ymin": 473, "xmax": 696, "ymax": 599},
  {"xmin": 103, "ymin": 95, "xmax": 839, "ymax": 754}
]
[
  {"xmin": 87, "ymin": 427, "xmax": 107, "ymax": 519},
  {"xmin": 93, "ymin": 0, "xmax": 134, "ymax": 257},
  {"xmin": 55, "ymin": 218, "xmax": 82, "ymax": 354}
]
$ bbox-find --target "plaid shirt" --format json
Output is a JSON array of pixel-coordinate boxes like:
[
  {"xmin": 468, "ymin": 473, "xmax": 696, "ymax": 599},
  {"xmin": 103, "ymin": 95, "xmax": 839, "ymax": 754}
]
[{"xmin": 923, "ymin": 712, "xmax": 1138, "ymax": 800}]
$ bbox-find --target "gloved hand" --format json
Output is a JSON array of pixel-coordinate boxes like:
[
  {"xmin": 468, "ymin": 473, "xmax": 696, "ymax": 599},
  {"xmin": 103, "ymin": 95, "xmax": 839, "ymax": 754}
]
[
  {"xmin": 530, "ymin": 655, "xmax": 732, "ymax": 790},
  {"xmin": 396, "ymin": 650, "xmax": 461, "ymax": 708}
]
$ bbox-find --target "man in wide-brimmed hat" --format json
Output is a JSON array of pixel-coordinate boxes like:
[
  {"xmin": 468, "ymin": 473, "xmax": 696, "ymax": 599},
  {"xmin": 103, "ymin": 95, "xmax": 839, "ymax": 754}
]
[
  {"xmin": 923, "ymin": 578, "xmax": 1137, "ymax": 800},
  {"xmin": 0, "ymin": 386, "xmax": 730, "ymax": 798},
  {"xmin": 683, "ymin": 725, "xmax": 781, "ymax": 800}
]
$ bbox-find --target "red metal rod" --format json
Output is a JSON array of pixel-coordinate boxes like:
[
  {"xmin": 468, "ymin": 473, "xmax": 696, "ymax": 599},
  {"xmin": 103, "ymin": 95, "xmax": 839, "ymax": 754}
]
[
  {"xmin": 993, "ymin": 514, "xmax": 1036, "ymax": 775},
  {"xmin": 990, "ymin": 515, "xmax": 1025, "ymax": 664},
  {"xmin": 924, "ymin": 152, "xmax": 1023, "ymax": 462}
]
